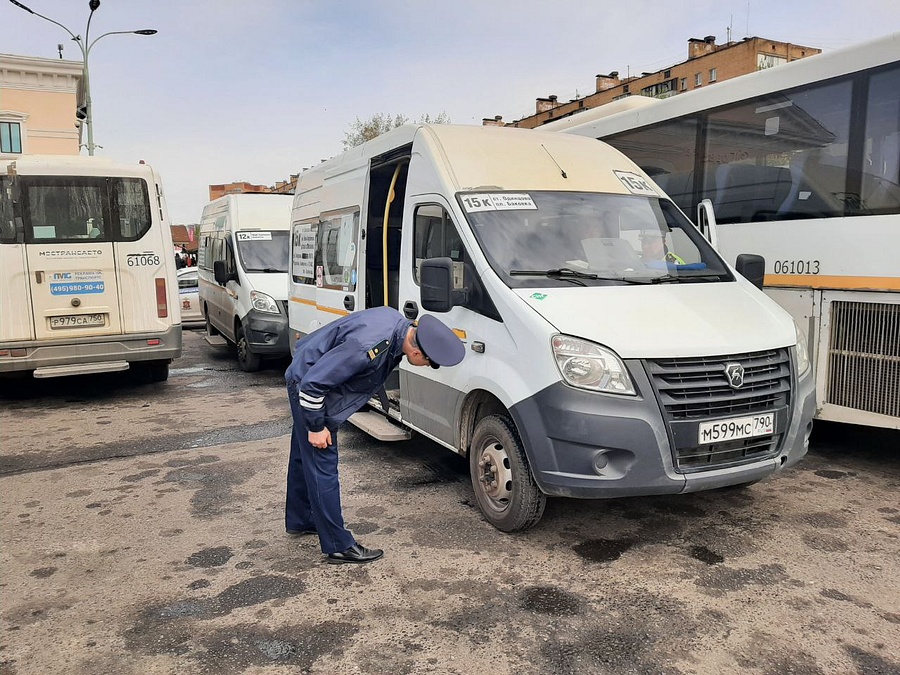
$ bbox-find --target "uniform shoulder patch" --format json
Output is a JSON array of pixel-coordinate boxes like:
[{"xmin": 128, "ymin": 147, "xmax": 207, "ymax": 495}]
[{"xmin": 367, "ymin": 339, "xmax": 390, "ymax": 361}]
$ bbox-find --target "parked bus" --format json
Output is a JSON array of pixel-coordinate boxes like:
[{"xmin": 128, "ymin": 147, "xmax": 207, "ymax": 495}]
[
  {"xmin": 0, "ymin": 156, "xmax": 182, "ymax": 382},
  {"xmin": 555, "ymin": 32, "xmax": 900, "ymax": 429},
  {"xmin": 288, "ymin": 124, "xmax": 815, "ymax": 531}
]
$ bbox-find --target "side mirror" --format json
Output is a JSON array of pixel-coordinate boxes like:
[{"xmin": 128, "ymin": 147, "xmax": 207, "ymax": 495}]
[
  {"xmin": 735, "ymin": 253, "xmax": 766, "ymax": 290},
  {"xmin": 420, "ymin": 257, "xmax": 454, "ymax": 312},
  {"xmin": 696, "ymin": 198, "xmax": 719, "ymax": 249},
  {"xmin": 213, "ymin": 260, "xmax": 235, "ymax": 285}
]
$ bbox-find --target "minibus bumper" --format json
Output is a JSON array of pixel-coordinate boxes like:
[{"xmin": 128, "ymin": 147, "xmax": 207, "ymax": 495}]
[
  {"xmin": 509, "ymin": 362, "xmax": 815, "ymax": 500},
  {"xmin": 243, "ymin": 309, "xmax": 291, "ymax": 356},
  {"xmin": 0, "ymin": 326, "xmax": 182, "ymax": 377}
]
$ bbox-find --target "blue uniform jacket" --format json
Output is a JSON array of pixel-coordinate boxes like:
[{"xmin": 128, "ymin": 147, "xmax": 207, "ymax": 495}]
[{"xmin": 285, "ymin": 307, "xmax": 411, "ymax": 433}]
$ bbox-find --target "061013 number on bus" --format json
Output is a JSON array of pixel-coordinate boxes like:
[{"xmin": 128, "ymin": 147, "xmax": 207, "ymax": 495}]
[{"xmin": 773, "ymin": 260, "xmax": 820, "ymax": 274}]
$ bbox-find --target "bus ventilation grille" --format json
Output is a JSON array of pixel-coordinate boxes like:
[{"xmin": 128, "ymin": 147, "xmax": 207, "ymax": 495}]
[{"xmin": 827, "ymin": 301, "xmax": 900, "ymax": 419}]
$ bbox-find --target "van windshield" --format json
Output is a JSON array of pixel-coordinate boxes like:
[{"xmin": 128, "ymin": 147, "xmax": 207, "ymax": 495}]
[
  {"xmin": 236, "ymin": 230, "xmax": 289, "ymax": 273},
  {"xmin": 459, "ymin": 191, "xmax": 732, "ymax": 287}
]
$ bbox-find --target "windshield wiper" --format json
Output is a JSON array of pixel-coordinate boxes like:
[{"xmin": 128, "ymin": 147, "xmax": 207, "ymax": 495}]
[
  {"xmin": 509, "ymin": 268, "xmax": 596, "ymax": 286},
  {"xmin": 511, "ymin": 268, "xmax": 651, "ymax": 285},
  {"xmin": 245, "ymin": 267, "xmax": 285, "ymax": 273}
]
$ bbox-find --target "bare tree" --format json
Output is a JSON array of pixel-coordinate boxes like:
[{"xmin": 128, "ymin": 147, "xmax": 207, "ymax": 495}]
[{"xmin": 342, "ymin": 112, "xmax": 451, "ymax": 149}]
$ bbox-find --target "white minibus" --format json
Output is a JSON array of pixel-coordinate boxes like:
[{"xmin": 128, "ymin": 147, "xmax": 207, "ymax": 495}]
[
  {"xmin": 288, "ymin": 124, "xmax": 816, "ymax": 531},
  {"xmin": 1, "ymin": 155, "xmax": 181, "ymax": 382},
  {"xmin": 197, "ymin": 193, "xmax": 294, "ymax": 371}
]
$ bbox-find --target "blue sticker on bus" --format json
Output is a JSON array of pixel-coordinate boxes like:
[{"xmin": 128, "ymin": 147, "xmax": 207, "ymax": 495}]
[{"xmin": 50, "ymin": 282, "xmax": 105, "ymax": 295}]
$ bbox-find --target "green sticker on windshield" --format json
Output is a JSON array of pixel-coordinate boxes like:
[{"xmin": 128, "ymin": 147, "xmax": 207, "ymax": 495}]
[{"xmin": 531, "ymin": 293, "xmax": 548, "ymax": 301}]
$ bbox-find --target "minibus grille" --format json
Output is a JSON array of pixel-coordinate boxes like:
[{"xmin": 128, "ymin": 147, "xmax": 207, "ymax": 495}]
[
  {"xmin": 826, "ymin": 301, "xmax": 900, "ymax": 419},
  {"xmin": 645, "ymin": 349, "xmax": 792, "ymax": 472},
  {"xmin": 647, "ymin": 349, "xmax": 791, "ymax": 419}
]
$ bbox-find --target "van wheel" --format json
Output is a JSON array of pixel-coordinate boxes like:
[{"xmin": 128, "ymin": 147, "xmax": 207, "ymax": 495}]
[
  {"xmin": 236, "ymin": 324, "xmax": 261, "ymax": 372},
  {"xmin": 469, "ymin": 415, "xmax": 545, "ymax": 532}
]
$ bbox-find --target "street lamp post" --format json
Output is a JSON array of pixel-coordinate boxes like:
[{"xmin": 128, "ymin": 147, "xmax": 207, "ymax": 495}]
[{"xmin": 8, "ymin": 0, "xmax": 156, "ymax": 156}]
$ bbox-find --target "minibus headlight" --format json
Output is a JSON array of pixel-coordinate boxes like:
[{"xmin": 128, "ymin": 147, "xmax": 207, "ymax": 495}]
[
  {"xmin": 794, "ymin": 322, "xmax": 810, "ymax": 376},
  {"xmin": 551, "ymin": 335, "xmax": 635, "ymax": 395},
  {"xmin": 250, "ymin": 290, "xmax": 279, "ymax": 314}
]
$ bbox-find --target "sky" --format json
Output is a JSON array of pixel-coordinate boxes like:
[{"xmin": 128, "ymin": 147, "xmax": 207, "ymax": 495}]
[{"xmin": 3, "ymin": 0, "xmax": 900, "ymax": 224}]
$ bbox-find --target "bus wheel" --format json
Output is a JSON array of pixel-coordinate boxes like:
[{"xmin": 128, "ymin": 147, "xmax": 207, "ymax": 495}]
[
  {"xmin": 236, "ymin": 324, "xmax": 261, "ymax": 372},
  {"xmin": 469, "ymin": 414, "xmax": 545, "ymax": 532}
]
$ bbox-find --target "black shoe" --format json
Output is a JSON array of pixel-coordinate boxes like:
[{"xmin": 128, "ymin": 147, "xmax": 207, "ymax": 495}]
[
  {"xmin": 286, "ymin": 528, "xmax": 317, "ymax": 536},
  {"xmin": 326, "ymin": 544, "xmax": 384, "ymax": 565}
]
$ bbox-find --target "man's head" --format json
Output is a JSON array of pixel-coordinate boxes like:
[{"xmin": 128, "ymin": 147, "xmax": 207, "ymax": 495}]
[
  {"xmin": 404, "ymin": 315, "xmax": 465, "ymax": 369},
  {"xmin": 640, "ymin": 231, "xmax": 666, "ymax": 259}
]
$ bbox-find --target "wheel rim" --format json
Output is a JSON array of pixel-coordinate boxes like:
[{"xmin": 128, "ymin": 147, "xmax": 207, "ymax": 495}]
[
  {"xmin": 237, "ymin": 333, "xmax": 249, "ymax": 363},
  {"xmin": 475, "ymin": 437, "xmax": 513, "ymax": 513}
]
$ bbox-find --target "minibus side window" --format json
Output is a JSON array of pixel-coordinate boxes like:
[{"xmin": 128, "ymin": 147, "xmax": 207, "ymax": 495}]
[
  {"xmin": 413, "ymin": 204, "xmax": 465, "ymax": 289},
  {"xmin": 114, "ymin": 178, "xmax": 151, "ymax": 241}
]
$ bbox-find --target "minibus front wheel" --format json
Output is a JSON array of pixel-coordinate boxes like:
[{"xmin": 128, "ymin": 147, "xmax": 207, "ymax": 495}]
[
  {"xmin": 470, "ymin": 415, "xmax": 546, "ymax": 532},
  {"xmin": 236, "ymin": 323, "xmax": 262, "ymax": 372}
]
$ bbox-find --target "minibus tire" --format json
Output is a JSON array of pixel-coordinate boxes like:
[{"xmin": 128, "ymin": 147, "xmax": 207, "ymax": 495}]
[
  {"xmin": 236, "ymin": 324, "xmax": 262, "ymax": 372},
  {"xmin": 133, "ymin": 360, "xmax": 169, "ymax": 384},
  {"xmin": 469, "ymin": 415, "xmax": 546, "ymax": 532}
]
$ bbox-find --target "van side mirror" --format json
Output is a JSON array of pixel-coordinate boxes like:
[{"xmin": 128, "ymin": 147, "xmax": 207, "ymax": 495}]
[
  {"xmin": 696, "ymin": 198, "xmax": 719, "ymax": 249},
  {"xmin": 420, "ymin": 257, "xmax": 454, "ymax": 312},
  {"xmin": 735, "ymin": 254, "xmax": 766, "ymax": 290},
  {"xmin": 213, "ymin": 260, "xmax": 236, "ymax": 285}
]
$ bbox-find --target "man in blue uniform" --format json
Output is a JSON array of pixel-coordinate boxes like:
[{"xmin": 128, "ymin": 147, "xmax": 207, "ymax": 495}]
[{"xmin": 285, "ymin": 306, "xmax": 465, "ymax": 564}]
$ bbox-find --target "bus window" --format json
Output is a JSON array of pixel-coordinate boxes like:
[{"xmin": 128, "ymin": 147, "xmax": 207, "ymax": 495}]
[
  {"xmin": 861, "ymin": 64, "xmax": 900, "ymax": 214},
  {"xmin": 0, "ymin": 176, "xmax": 15, "ymax": 243},
  {"xmin": 115, "ymin": 178, "xmax": 152, "ymax": 240},
  {"xmin": 702, "ymin": 78, "xmax": 853, "ymax": 223},
  {"xmin": 24, "ymin": 178, "xmax": 107, "ymax": 241}
]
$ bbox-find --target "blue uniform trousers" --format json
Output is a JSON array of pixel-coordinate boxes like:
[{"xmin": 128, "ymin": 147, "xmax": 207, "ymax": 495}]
[{"xmin": 285, "ymin": 383, "xmax": 356, "ymax": 555}]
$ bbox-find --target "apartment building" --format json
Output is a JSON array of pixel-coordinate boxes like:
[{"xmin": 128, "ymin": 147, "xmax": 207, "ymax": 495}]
[
  {"xmin": 0, "ymin": 54, "xmax": 83, "ymax": 157},
  {"xmin": 488, "ymin": 36, "xmax": 820, "ymax": 129}
]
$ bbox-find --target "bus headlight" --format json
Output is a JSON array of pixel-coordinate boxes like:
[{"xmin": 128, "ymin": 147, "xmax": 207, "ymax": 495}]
[
  {"xmin": 250, "ymin": 290, "xmax": 279, "ymax": 314},
  {"xmin": 794, "ymin": 322, "xmax": 810, "ymax": 376},
  {"xmin": 551, "ymin": 335, "xmax": 635, "ymax": 395}
]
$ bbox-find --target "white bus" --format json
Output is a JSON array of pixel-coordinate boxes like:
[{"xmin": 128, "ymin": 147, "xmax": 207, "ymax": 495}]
[
  {"xmin": 0, "ymin": 156, "xmax": 182, "ymax": 382},
  {"xmin": 556, "ymin": 32, "xmax": 900, "ymax": 429}
]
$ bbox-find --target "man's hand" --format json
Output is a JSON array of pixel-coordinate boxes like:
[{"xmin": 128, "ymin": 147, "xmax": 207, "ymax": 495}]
[{"xmin": 308, "ymin": 428, "xmax": 332, "ymax": 449}]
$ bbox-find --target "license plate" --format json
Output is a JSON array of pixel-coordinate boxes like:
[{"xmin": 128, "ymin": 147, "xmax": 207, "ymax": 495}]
[
  {"xmin": 49, "ymin": 313, "xmax": 105, "ymax": 329},
  {"xmin": 698, "ymin": 413, "xmax": 774, "ymax": 444}
]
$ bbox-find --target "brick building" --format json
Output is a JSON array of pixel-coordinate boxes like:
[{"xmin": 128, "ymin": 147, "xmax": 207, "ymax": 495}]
[
  {"xmin": 208, "ymin": 176, "xmax": 297, "ymax": 201},
  {"xmin": 487, "ymin": 36, "xmax": 820, "ymax": 129}
]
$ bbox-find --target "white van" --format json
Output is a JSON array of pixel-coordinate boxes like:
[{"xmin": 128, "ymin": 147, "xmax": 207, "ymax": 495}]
[
  {"xmin": 1, "ymin": 155, "xmax": 181, "ymax": 382},
  {"xmin": 197, "ymin": 193, "xmax": 293, "ymax": 371},
  {"xmin": 288, "ymin": 124, "xmax": 816, "ymax": 531}
]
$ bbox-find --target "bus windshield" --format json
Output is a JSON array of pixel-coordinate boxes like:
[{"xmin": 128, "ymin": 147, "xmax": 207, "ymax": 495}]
[
  {"xmin": 459, "ymin": 191, "xmax": 732, "ymax": 287},
  {"xmin": 235, "ymin": 230, "xmax": 289, "ymax": 273}
]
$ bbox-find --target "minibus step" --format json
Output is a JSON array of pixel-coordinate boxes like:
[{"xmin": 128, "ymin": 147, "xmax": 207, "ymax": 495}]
[
  {"xmin": 203, "ymin": 334, "xmax": 229, "ymax": 348},
  {"xmin": 348, "ymin": 411, "xmax": 412, "ymax": 442}
]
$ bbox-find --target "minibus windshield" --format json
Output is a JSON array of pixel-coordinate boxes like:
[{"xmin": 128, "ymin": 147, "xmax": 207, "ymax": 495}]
[
  {"xmin": 459, "ymin": 191, "xmax": 733, "ymax": 287},
  {"xmin": 236, "ymin": 230, "xmax": 289, "ymax": 273}
]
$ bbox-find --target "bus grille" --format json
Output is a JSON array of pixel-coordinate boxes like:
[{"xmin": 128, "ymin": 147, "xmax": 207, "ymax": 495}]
[
  {"xmin": 645, "ymin": 349, "xmax": 791, "ymax": 472},
  {"xmin": 827, "ymin": 301, "xmax": 900, "ymax": 419}
]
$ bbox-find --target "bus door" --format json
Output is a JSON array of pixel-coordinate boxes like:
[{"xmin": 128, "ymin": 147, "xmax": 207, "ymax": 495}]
[
  {"xmin": 21, "ymin": 176, "xmax": 123, "ymax": 340},
  {"xmin": 314, "ymin": 210, "xmax": 361, "ymax": 327},
  {"xmin": 289, "ymin": 220, "xmax": 320, "ymax": 336},
  {"xmin": 0, "ymin": 175, "xmax": 34, "ymax": 342}
]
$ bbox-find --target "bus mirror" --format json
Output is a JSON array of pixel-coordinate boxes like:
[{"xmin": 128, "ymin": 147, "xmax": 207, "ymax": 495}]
[
  {"xmin": 213, "ymin": 260, "xmax": 235, "ymax": 285},
  {"xmin": 735, "ymin": 254, "xmax": 766, "ymax": 290},
  {"xmin": 696, "ymin": 198, "xmax": 719, "ymax": 249},
  {"xmin": 420, "ymin": 257, "xmax": 454, "ymax": 312}
]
